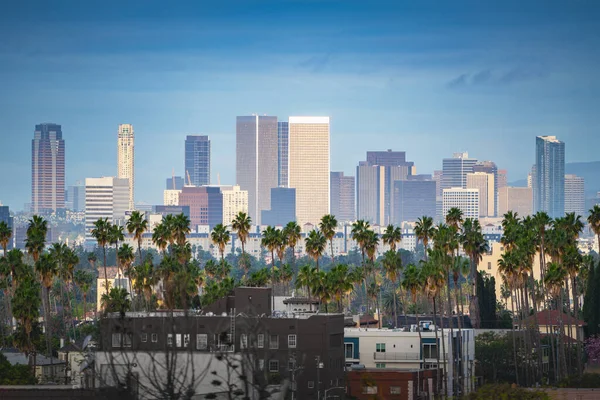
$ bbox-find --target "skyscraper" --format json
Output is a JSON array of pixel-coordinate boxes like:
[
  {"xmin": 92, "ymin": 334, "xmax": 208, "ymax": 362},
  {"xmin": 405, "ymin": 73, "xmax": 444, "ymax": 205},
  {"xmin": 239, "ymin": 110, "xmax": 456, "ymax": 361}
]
[
  {"xmin": 278, "ymin": 121, "xmax": 289, "ymax": 187},
  {"xmin": 441, "ymin": 152, "xmax": 477, "ymax": 191},
  {"xmin": 564, "ymin": 174, "xmax": 585, "ymax": 216},
  {"xmin": 473, "ymin": 161, "xmax": 498, "ymax": 216},
  {"xmin": 166, "ymin": 176, "xmax": 184, "ymax": 190},
  {"xmin": 466, "ymin": 172, "xmax": 495, "ymax": 217},
  {"xmin": 534, "ymin": 136, "xmax": 565, "ymax": 218},
  {"xmin": 442, "ymin": 188, "xmax": 480, "ymax": 220},
  {"xmin": 288, "ymin": 116, "xmax": 330, "ymax": 225},
  {"xmin": 236, "ymin": 116, "xmax": 278, "ymax": 225},
  {"xmin": 32, "ymin": 123, "xmax": 65, "ymax": 214},
  {"xmin": 66, "ymin": 182, "xmax": 85, "ymax": 212},
  {"xmin": 117, "ymin": 124, "xmax": 135, "ymax": 210},
  {"xmin": 498, "ymin": 187, "xmax": 533, "ymax": 217},
  {"xmin": 178, "ymin": 186, "xmax": 223, "ymax": 229},
  {"xmin": 261, "ymin": 188, "xmax": 296, "ymax": 227},
  {"xmin": 330, "ymin": 172, "xmax": 355, "ymax": 222},
  {"xmin": 393, "ymin": 178, "xmax": 436, "ymax": 224},
  {"xmin": 85, "ymin": 177, "xmax": 129, "ymax": 242},
  {"xmin": 185, "ymin": 135, "xmax": 211, "ymax": 186}
]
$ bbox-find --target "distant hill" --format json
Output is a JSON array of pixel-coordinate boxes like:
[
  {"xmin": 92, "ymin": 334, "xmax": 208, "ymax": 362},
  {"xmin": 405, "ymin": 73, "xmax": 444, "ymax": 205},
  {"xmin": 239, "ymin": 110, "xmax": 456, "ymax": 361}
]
[
  {"xmin": 508, "ymin": 179, "xmax": 528, "ymax": 188},
  {"xmin": 566, "ymin": 161, "xmax": 600, "ymax": 196}
]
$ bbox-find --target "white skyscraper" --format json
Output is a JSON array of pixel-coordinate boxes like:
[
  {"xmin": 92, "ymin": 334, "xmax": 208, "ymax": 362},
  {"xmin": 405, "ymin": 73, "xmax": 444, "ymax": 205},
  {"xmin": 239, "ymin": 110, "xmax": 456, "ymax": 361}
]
[
  {"xmin": 288, "ymin": 116, "xmax": 330, "ymax": 225},
  {"xmin": 117, "ymin": 124, "xmax": 135, "ymax": 210},
  {"xmin": 220, "ymin": 185, "xmax": 249, "ymax": 226},
  {"xmin": 163, "ymin": 189, "xmax": 181, "ymax": 206},
  {"xmin": 466, "ymin": 172, "xmax": 495, "ymax": 217},
  {"xmin": 85, "ymin": 177, "xmax": 129, "ymax": 242},
  {"xmin": 442, "ymin": 187, "xmax": 480, "ymax": 220},
  {"xmin": 564, "ymin": 174, "xmax": 585, "ymax": 216}
]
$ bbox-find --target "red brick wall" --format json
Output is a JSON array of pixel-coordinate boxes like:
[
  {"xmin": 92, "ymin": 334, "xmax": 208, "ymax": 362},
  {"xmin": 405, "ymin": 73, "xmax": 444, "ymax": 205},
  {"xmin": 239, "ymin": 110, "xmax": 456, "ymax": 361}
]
[{"xmin": 346, "ymin": 369, "xmax": 438, "ymax": 400}]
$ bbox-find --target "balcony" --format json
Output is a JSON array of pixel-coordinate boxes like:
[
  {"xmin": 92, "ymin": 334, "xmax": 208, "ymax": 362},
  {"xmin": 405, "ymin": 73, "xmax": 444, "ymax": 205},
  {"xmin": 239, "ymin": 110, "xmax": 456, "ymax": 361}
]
[{"xmin": 372, "ymin": 352, "xmax": 420, "ymax": 361}]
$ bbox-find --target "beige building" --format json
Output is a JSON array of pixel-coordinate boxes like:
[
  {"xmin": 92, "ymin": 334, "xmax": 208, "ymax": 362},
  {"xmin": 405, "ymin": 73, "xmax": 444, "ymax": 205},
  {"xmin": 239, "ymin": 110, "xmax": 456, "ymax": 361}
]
[
  {"xmin": 442, "ymin": 187, "xmax": 479, "ymax": 219},
  {"xmin": 117, "ymin": 124, "xmax": 135, "ymax": 210},
  {"xmin": 163, "ymin": 189, "xmax": 181, "ymax": 206},
  {"xmin": 85, "ymin": 177, "xmax": 129, "ymax": 242},
  {"xmin": 498, "ymin": 186, "xmax": 533, "ymax": 217},
  {"xmin": 220, "ymin": 185, "xmax": 248, "ymax": 226},
  {"xmin": 288, "ymin": 116, "xmax": 330, "ymax": 225},
  {"xmin": 96, "ymin": 267, "xmax": 130, "ymax": 311},
  {"xmin": 467, "ymin": 172, "xmax": 494, "ymax": 217},
  {"xmin": 565, "ymin": 174, "xmax": 585, "ymax": 216}
]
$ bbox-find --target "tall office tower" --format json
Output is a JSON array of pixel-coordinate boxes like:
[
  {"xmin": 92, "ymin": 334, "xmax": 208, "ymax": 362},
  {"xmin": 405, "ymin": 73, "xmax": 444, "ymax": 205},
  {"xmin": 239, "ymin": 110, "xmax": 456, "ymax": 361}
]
[
  {"xmin": 533, "ymin": 136, "xmax": 565, "ymax": 218},
  {"xmin": 66, "ymin": 182, "xmax": 85, "ymax": 212},
  {"xmin": 236, "ymin": 116, "xmax": 278, "ymax": 225},
  {"xmin": 185, "ymin": 135, "xmax": 211, "ymax": 186},
  {"xmin": 261, "ymin": 187, "xmax": 296, "ymax": 226},
  {"xmin": 564, "ymin": 174, "xmax": 585, "ymax": 216},
  {"xmin": 497, "ymin": 169, "xmax": 508, "ymax": 189},
  {"xmin": 442, "ymin": 187, "xmax": 480, "ymax": 220},
  {"xmin": 217, "ymin": 185, "xmax": 249, "ymax": 226},
  {"xmin": 31, "ymin": 123, "xmax": 65, "ymax": 214},
  {"xmin": 330, "ymin": 172, "xmax": 355, "ymax": 222},
  {"xmin": 0, "ymin": 204, "xmax": 13, "ymax": 252},
  {"xmin": 433, "ymin": 170, "xmax": 443, "ymax": 221},
  {"xmin": 163, "ymin": 189, "xmax": 181, "ymax": 206},
  {"xmin": 288, "ymin": 116, "xmax": 330, "ymax": 225},
  {"xmin": 356, "ymin": 162, "xmax": 385, "ymax": 224},
  {"xmin": 278, "ymin": 122, "xmax": 289, "ymax": 187},
  {"xmin": 178, "ymin": 186, "xmax": 223, "ymax": 229},
  {"xmin": 498, "ymin": 187, "xmax": 533, "ymax": 217},
  {"xmin": 85, "ymin": 177, "xmax": 129, "ymax": 242},
  {"xmin": 393, "ymin": 178, "xmax": 436, "ymax": 224},
  {"xmin": 441, "ymin": 152, "xmax": 477, "ymax": 191},
  {"xmin": 166, "ymin": 176, "xmax": 184, "ymax": 190},
  {"xmin": 473, "ymin": 161, "xmax": 498, "ymax": 216},
  {"xmin": 117, "ymin": 124, "xmax": 135, "ymax": 210},
  {"xmin": 466, "ymin": 172, "xmax": 495, "ymax": 217}
]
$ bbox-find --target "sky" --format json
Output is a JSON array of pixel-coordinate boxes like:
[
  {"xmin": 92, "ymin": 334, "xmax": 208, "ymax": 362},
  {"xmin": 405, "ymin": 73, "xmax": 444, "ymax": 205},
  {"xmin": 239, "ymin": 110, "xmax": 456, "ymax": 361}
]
[{"xmin": 0, "ymin": 0, "xmax": 599, "ymax": 210}]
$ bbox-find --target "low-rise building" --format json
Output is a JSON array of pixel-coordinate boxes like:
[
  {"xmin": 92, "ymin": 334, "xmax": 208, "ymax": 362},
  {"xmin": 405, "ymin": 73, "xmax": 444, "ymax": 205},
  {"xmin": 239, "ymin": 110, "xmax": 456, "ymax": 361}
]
[{"xmin": 2, "ymin": 349, "xmax": 66, "ymax": 384}]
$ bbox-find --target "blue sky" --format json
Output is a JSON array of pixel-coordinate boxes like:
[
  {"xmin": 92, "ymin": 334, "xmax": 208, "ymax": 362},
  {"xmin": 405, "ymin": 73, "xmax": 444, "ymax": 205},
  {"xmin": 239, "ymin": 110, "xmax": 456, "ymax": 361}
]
[{"xmin": 1, "ymin": 0, "xmax": 599, "ymax": 210}]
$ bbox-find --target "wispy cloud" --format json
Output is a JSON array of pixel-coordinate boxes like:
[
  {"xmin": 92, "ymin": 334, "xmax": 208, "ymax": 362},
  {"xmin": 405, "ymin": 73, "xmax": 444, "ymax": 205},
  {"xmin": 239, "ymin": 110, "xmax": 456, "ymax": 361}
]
[{"xmin": 446, "ymin": 66, "xmax": 547, "ymax": 89}]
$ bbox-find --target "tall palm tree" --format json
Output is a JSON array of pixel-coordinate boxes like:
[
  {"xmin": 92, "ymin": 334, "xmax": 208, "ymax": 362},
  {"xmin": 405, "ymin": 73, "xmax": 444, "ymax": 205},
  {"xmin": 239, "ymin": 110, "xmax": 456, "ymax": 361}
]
[
  {"xmin": 461, "ymin": 218, "xmax": 489, "ymax": 329},
  {"xmin": 118, "ymin": 243, "xmax": 136, "ymax": 302},
  {"xmin": 0, "ymin": 221, "xmax": 11, "ymax": 256},
  {"xmin": 126, "ymin": 210, "xmax": 149, "ymax": 265},
  {"xmin": 73, "ymin": 269, "xmax": 94, "ymax": 321},
  {"xmin": 402, "ymin": 263, "xmax": 424, "ymax": 364},
  {"xmin": 35, "ymin": 253, "xmax": 58, "ymax": 361},
  {"xmin": 109, "ymin": 224, "xmax": 125, "ymax": 273},
  {"xmin": 414, "ymin": 216, "xmax": 434, "ymax": 260},
  {"xmin": 589, "ymin": 205, "xmax": 600, "ymax": 254},
  {"xmin": 382, "ymin": 250, "xmax": 402, "ymax": 328},
  {"xmin": 151, "ymin": 222, "xmax": 168, "ymax": 255},
  {"xmin": 101, "ymin": 287, "xmax": 131, "ymax": 317},
  {"xmin": 296, "ymin": 265, "xmax": 317, "ymax": 311},
  {"xmin": 498, "ymin": 250, "xmax": 521, "ymax": 385},
  {"xmin": 382, "ymin": 224, "xmax": 402, "ymax": 252},
  {"xmin": 275, "ymin": 229, "xmax": 287, "ymax": 267},
  {"xmin": 319, "ymin": 214, "xmax": 338, "ymax": 262},
  {"xmin": 232, "ymin": 212, "xmax": 252, "ymax": 273},
  {"xmin": 351, "ymin": 220, "xmax": 370, "ymax": 265},
  {"xmin": 261, "ymin": 226, "xmax": 279, "ymax": 270},
  {"xmin": 91, "ymin": 218, "xmax": 111, "ymax": 296},
  {"xmin": 305, "ymin": 229, "xmax": 327, "ymax": 272},
  {"xmin": 544, "ymin": 261, "xmax": 569, "ymax": 380},
  {"xmin": 211, "ymin": 223, "xmax": 231, "ymax": 262},
  {"xmin": 445, "ymin": 207, "xmax": 464, "ymax": 230},
  {"xmin": 283, "ymin": 221, "xmax": 301, "ymax": 267},
  {"xmin": 173, "ymin": 213, "xmax": 191, "ymax": 247},
  {"xmin": 12, "ymin": 272, "xmax": 40, "ymax": 357},
  {"xmin": 25, "ymin": 215, "xmax": 48, "ymax": 263}
]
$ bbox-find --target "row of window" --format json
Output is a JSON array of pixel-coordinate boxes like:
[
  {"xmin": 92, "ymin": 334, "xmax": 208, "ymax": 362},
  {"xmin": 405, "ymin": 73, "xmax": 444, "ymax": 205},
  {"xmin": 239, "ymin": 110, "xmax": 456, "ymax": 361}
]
[{"xmin": 363, "ymin": 386, "xmax": 401, "ymax": 395}]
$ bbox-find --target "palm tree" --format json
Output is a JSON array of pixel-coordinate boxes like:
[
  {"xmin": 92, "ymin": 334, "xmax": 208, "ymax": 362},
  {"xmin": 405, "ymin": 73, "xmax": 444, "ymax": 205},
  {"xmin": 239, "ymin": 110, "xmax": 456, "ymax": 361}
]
[
  {"xmin": 461, "ymin": 218, "xmax": 489, "ymax": 329},
  {"xmin": 0, "ymin": 221, "xmax": 11, "ymax": 256},
  {"xmin": 382, "ymin": 224, "xmax": 402, "ymax": 252},
  {"xmin": 152, "ymin": 222, "xmax": 169, "ymax": 255},
  {"xmin": 118, "ymin": 243, "xmax": 136, "ymax": 302},
  {"xmin": 402, "ymin": 263, "xmax": 424, "ymax": 362},
  {"xmin": 173, "ymin": 213, "xmax": 191, "ymax": 247},
  {"xmin": 101, "ymin": 287, "xmax": 131, "ymax": 317},
  {"xmin": 232, "ymin": 212, "xmax": 252, "ymax": 273},
  {"xmin": 25, "ymin": 215, "xmax": 48, "ymax": 263},
  {"xmin": 381, "ymin": 250, "xmax": 402, "ymax": 328},
  {"xmin": 544, "ymin": 261, "xmax": 568, "ymax": 380},
  {"xmin": 351, "ymin": 220, "xmax": 370, "ymax": 265},
  {"xmin": 35, "ymin": 253, "xmax": 58, "ymax": 360},
  {"xmin": 211, "ymin": 224, "xmax": 231, "ymax": 262},
  {"xmin": 126, "ymin": 210, "xmax": 149, "ymax": 264},
  {"xmin": 275, "ymin": 229, "xmax": 287, "ymax": 267},
  {"xmin": 131, "ymin": 258, "xmax": 157, "ymax": 310},
  {"xmin": 73, "ymin": 269, "xmax": 94, "ymax": 321},
  {"xmin": 414, "ymin": 216, "xmax": 435, "ymax": 260},
  {"xmin": 261, "ymin": 226, "xmax": 279, "ymax": 270},
  {"xmin": 91, "ymin": 218, "xmax": 111, "ymax": 296},
  {"xmin": 445, "ymin": 207, "xmax": 464, "ymax": 230},
  {"xmin": 319, "ymin": 214, "xmax": 338, "ymax": 262},
  {"xmin": 328, "ymin": 264, "xmax": 353, "ymax": 312},
  {"xmin": 498, "ymin": 250, "xmax": 521, "ymax": 384},
  {"xmin": 283, "ymin": 221, "xmax": 301, "ymax": 267},
  {"xmin": 589, "ymin": 205, "xmax": 600, "ymax": 254},
  {"xmin": 305, "ymin": 229, "xmax": 327, "ymax": 272},
  {"xmin": 12, "ymin": 272, "xmax": 40, "ymax": 357},
  {"xmin": 109, "ymin": 224, "xmax": 125, "ymax": 267},
  {"xmin": 296, "ymin": 265, "xmax": 317, "ymax": 311}
]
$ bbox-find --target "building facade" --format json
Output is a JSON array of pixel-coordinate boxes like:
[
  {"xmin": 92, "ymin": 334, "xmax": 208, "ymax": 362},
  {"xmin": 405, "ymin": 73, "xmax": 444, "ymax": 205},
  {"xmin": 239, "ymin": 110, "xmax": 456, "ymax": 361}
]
[
  {"xmin": 163, "ymin": 189, "xmax": 181, "ymax": 206},
  {"xmin": 287, "ymin": 116, "xmax": 330, "ymax": 225},
  {"xmin": 498, "ymin": 187, "xmax": 533, "ymax": 217},
  {"xmin": 330, "ymin": 172, "xmax": 355, "ymax": 223},
  {"xmin": 466, "ymin": 172, "xmax": 495, "ymax": 217},
  {"xmin": 85, "ymin": 177, "xmax": 129, "ymax": 242},
  {"xmin": 534, "ymin": 136, "xmax": 565, "ymax": 218},
  {"xmin": 473, "ymin": 161, "xmax": 498, "ymax": 216},
  {"xmin": 166, "ymin": 176, "xmax": 184, "ymax": 190},
  {"xmin": 442, "ymin": 188, "xmax": 479, "ymax": 220},
  {"xmin": 236, "ymin": 116, "xmax": 278, "ymax": 225},
  {"xmin": 564, "ymin": 174, "xmax": 585, "ymax": 216},
  {"xmin": 277, "ymin": 121, "xmax": 288, "ymax": 187},
  {"xmin": 393, "ymin": 179, "xmax": 437, "ymax": 224},
  {"xmin": 178, "ymin": 186, "xmax": 223, "ymax": 229},
  {"xmin": 32, "ymin": 123, "xmax": 65, "ymax": 214},
  {"xmin": 0, "ymin": 205, "xmax": 12, "ymax": 252},
  {"xmin": 261, "ymin": 187, "xmax": 296, "ymax": 227},
  {"xmin": 219, "ymin": 185, "xmax": 249, "ymax": 226},
  {"xmin": 66, "ymin": 182, "xmax": 85, "ymax": 212},
  {"xmin": 441, "ymin": 152, "xmax": 477, "ymax": 191},
  {"xmin": 185, "ymin": 135, "xmax": 211, "ymax": 186},
  {"xmin": 117, "ymin": 124, "xmax": 135, "ymax": 210}
]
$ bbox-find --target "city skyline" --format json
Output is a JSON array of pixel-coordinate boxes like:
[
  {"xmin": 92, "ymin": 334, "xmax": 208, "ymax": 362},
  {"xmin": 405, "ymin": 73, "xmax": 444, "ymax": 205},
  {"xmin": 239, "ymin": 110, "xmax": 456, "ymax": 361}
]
[{"xmin": 1, "ymin": 1, "xmax": 598, "ymax": 209}]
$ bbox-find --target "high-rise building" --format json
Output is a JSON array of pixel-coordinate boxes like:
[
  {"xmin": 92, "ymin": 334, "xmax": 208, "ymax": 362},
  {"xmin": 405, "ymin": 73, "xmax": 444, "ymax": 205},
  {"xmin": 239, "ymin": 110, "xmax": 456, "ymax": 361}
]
[
  {"xmin": 236, "ymin": 116, "xmax": 278, "ymax": 225},
  {"xmin": 442, "ymin": 187, "xmax": 480, "ymax": 220},
  {"xmin": 0, "ymin": 204, "xmax": 13, "ymax": 251},
  {"xmin": 218, "ymin": 185, "xmax": 249, "ymax": 226},
  {"xmin": 261, "ymin": 188, "xmax": 296, "ymax": 227},
  {"xmin": 288, "ymin": 116, "xmax": 330, "ymax": 225},
  {"xmin": 441, "ymin": 152, "xmax": 477, "ymax": 191},
  {"xmin": 31, "ymin": 123, "xmax": 65, "ymax": 214},
  {"xmin": 330, "ymin": 172, "xmax": 355, "ymax": 223},
  {"xmin": 497, "ymin": 169, "xmax": 508, "ymax": 189},
  {"xmin": 466, "ymin": 172, "xmax": 495, "ymax": 217},
  {"xmin": 117, "ymin": 124, "xmax": 135, "ymax": 210},
  {"xmin": 565, "ymin": 174, "xmax": 585, "ymax": 216},
  {"xmin": 498, "ymin": 187, "xmax": 533, "ymax": 217},
  {"xmin": 277, "ymin": 122, "xmax": 289, "ymax": 187},
  {"xmin": 473, "ymin": 161, "xmax": 498, "ymax": 216},
  {"xmin": 178, "ymin": 186, "xmax": 223, "ymax": 229},
  {"xmin": 85, "ymin": 177, "xmax": 129, "ymax": 242},
  {"xmin": 393, "ymin": 178, "xmax": 436, "ymax": 224},
  {"xmin": 166, "ymin": 176, "xmax": 184, "ymax": 190},
  {"xmin": 66, "ymin": 182, "xmax": 85, "ymax": 212},
  {"xmin": 185, "ymin": 136, "xmax": 211, "ymax": 186},
  {"xmin": 534, "ymin": 136, "xmax": 565, "ymax": 218},
  {"xmin": 163, "ymin": 189, "xmax": 181, "ymax": 206}
]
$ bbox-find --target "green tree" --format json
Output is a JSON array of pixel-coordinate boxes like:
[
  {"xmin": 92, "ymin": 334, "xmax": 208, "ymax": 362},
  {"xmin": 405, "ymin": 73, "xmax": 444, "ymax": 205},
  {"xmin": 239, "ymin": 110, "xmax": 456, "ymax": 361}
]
[
  {"xmin": 12, "ymin": 272, "xmax": 40, "ymax": 356},
  {"xmin": 211, "ymin": 224, "xmax": 231, "ymax": 262},
  {"xmin": 101, "ymin": 287, "xmax": 131, "ymax": 317},
  {"xmin": 283, "ymin": 221, "xmax": 301, "ymax": 267},
  {"xmin": 35, "ymin": 253, "xmax": 57, "ymax": 359},
  {"xmin": 588, "ymin": 205, "xmax": 600, "ymax": 255},
  {"xmin": 461, "ymin": 218, "xmax": 489, "ymax": 329},
  {"xmin": 231, "ymin": 211, "xmax": 252, "ymax": 274},
  {"xmin": 0, "ymin": 221, "xmax": 11, "ymax": 256},
  {"xmin": 319, "ymin": 214, "xmax": 338, "ymax": 262},
  {"xmin": 305, "ymin": 229, "xmax": 327, "ymax": 272},
  {"xmin": 414, "ymin": 216, "xmax": 435, "ymax": 261},
  {"xmin": 382, "ymin": 224, "xmax": 402, "ymax": 252},
  {"xmin": 73, "ymin": 269, "xmax": 94, "ymax": 321},
  {"xmin": 0, "ymin": 352, "xmax": 36, "ymax": 384},
  {"xmin": 91, "ymin": 218, "xmax": 111, "ymax": 296},
  {"xmin": 126, "ymin": 210, "xmax": 149, "ymax": 264},
  {"xmin": 381, "ymin": 250, "xmax": 402, "ymax": 328}
]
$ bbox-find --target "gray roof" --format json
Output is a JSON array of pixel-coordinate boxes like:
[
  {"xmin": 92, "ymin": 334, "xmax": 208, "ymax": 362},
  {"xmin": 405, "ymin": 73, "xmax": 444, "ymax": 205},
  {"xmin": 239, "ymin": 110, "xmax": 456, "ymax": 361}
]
[{"xmin": 2, "ymin": 350, "xmax": 65, "ymax": 366}]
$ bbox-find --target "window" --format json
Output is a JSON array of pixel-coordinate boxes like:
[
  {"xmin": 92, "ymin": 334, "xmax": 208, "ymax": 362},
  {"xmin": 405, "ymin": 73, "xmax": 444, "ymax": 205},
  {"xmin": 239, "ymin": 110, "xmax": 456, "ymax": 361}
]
[
  {"xmin": 345, "ymin": 343, "xmax": 354, "ymax": 358},
  {"xmin": 151, "ymin": 333, "xmax": 158, "ymax": 343},
  {"xmin": 196, "ymin": 334, "xmax": 208, "ymax": 350},
  {"xmin": 269, "ymin": 360, "xmax": 279, "ymax": 372},
  {"xmin": 257, "ymin": 334, "xmax": 265, "ymax": 348},
  {"xmin": 176, "ymin": 334, "xmax": 182, "ymax": 348},
  {"xmin": 288, "ymin": 334, "xmax": 297, "ymax": 348},
  {"xmin": 183, "ymin": 334, "xmax": 190, "ymax": 348},
  {"xmin": 167, "ymin": 334, "xmax": 173, "ymax": 347},
  {"xmin": 123, "ymin": 333, "xmax": 132, "ymax": 347},
  {"xmin": 112, "ymin": 333, "xmax": 122, "ymax": 348},
  {"xmin": 423, "ymin": 344, "xmax": 438, "ymax": 359},
  {"xmin": 362, "ymin": 386, "xmax": 378, "ymax": 394},
  {"xmin": 308, "ymin": 381, "xmax": 314, "ymax": 389},
  {"xmin": 390, "ymin": 386, "xmax": 401, "ymax": 394},
  {"xmin": 269, "ymin": 335, "xmax": 279, "ymax": 349},
  {"xmin": 425, "ymin": 363, "xmax": 438, "ymax": 370},
  {"xmin": 288, "ymin": 358, "xmax": 296, "ymax": 370},
  {"xmin": 240, "ymin": 334, "xmax": 248, "ymax": 349},
  {"xmin": 487, "ymin": 262, "xmax": 492, "ymax": 270},
  {"xmin": 376, "ymin": 363, "xmax": 386, "ymax": 369},
  {"xmin": 376, "ymin": 343, "xmax": 386, "ymax": 353},
  {"xmin": 258, "ymin": 359, "xmax": 264, "ymax": 371},
  {"xmin": 141, "ymin": 333, "xmax": 148, "ymax": 343}
]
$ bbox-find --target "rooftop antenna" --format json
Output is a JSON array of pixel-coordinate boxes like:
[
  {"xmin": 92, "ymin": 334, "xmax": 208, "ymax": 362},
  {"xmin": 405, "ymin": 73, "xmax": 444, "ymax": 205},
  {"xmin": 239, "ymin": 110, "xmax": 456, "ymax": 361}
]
[{"xmin": 186, "ymin": 170, "xmax": 193, "ymax": 186}]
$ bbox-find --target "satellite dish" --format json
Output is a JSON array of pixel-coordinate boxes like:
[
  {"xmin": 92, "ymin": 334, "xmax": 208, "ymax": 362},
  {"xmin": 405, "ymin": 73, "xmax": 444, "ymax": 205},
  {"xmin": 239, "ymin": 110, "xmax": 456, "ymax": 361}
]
[{"xmin": 82, "ymin": 335, "xmax": 92, "ymax": 350}]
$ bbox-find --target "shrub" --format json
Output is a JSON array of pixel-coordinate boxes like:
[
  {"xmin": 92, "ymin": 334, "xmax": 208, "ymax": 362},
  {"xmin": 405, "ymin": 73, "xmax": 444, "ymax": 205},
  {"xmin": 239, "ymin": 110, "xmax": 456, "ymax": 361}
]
[{"xmin": 468, "ymin": 384, "xmax": 549, "ymax": 400}]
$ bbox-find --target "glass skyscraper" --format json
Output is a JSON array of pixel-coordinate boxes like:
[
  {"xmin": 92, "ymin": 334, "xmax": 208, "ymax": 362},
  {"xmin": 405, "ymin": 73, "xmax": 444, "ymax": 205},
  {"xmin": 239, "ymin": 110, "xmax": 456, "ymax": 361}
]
[
  {"xmin": 278, "ymin": 121, "xmax": 289, "ymax": 187},
  {"xmin": 31, "ymin": 123, "xmax": 65, "ymax": 214},
  {"xmin": 534, "ymin": 136, "xmax": 565, "ymax": 218},
  {"xmin": 185, "ymin": 136, "xmax": 211, "ymax": 186}
]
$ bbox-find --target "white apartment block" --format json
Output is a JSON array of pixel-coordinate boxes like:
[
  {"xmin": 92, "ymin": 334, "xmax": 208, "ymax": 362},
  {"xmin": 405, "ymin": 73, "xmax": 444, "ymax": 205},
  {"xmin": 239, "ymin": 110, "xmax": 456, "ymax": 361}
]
[
  {"xmin": 442, "ymin": 188, "xmax": 479, "ymax": 220},
  {"xmin": 85, "ymin": 177, "xmax": 129, "ymax": 242},
  {"xmin": 466, "ymin": 172, "xmax": 494, "ymax": 217},
  {"xmin": 117, "ymin": 124, "xmax": 135, "ymax": 210},
  {"xmin": 565, "ymin": 174, "xmax": 585, "ymax": 216},
  {"xmin": 220, "ymin": 185, "xmax": 249, "ymax": 226},
  {"xmin": 163, "ymin": 189, "xmax": 181, "ymax": 206}
]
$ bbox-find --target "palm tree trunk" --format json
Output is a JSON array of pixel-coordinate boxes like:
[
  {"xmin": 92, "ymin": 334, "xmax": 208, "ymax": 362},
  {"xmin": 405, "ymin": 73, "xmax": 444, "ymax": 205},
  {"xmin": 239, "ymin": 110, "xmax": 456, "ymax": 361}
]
[
  {"xmin": 445, "ymin": 266, "xmax": 456, "ymax": 397},
  {"xmin": 83, "ymin": 293, "xmax": 87, "ymax": 324},
  {"xmin": 44, "ymin": 285, "xmax": 54, "ymax": 382},
  {"xmin": 433, "ymin": 296, "xmax": 442, "ymax": 396},
  {"xmin": 455, "ymin": 279, "xmax": 464, "ymax": 395},
  {"xmin": 529, "ymin": 272, "xmax": 543, "ymax": 385},
  {"xmin": 103, "ymin": 245, "xmax": 109, "ymax": 297},
  {"xmin": 510, "ymin": 289, "xmax": 519, "ymax": 385},
  {"xmin": 437, "ymin": 294, "xmax": 448, "ymax": 398},
  {"xmin": 559, "ymin": 291, "xmax": 567, "ymax": 380},
  {"xmin": 564, "ymin": 278, "xmax": 573, "ymax": 375},
  {"xmin": 572, "ymin": 276, "xmax": 582, "ymax": 377},
  {"xmin": 547, "ymin": 308, "xmax": 558, "ymax": 383},
  {"xmin": 330, "ymin": 240, "xmax": 334, "ymax": 264},
  {"xmin": 393, "ymin": 280, "xmax": 398, "ymax": 329},
  {"xmin": 138, "ymin": 237, "xmax": 143, "ymax": 266},
  {"xmin": 469, "ymin": 255, "xmax": 481, "ymax": 329}
]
